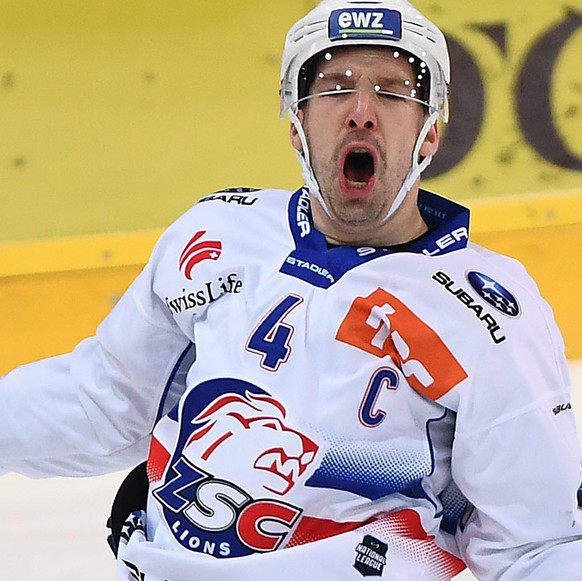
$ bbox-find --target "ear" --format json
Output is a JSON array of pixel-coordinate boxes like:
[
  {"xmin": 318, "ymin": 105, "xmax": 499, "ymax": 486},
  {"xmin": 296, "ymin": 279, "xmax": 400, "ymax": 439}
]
[
  {"xmin": 419, "ymin": 120, "xmax": 440, "ymax": 158},
  {"xmin": 289, "ymin": 110, "xmax": 305, "ymax": 153}
]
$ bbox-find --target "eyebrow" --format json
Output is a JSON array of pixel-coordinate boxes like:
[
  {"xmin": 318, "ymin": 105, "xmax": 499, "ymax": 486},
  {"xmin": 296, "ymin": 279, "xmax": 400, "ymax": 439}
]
[
  {"xmin": 312, "ymin": 70, "xmax": 412, "ymax": 91},
  {"xmin": 311, "ymin": 71, "xmax": 354, "ymax": 83},
  {"xmin": 314, "ymin": 69, "xmax": 411, "ymax": 83}
]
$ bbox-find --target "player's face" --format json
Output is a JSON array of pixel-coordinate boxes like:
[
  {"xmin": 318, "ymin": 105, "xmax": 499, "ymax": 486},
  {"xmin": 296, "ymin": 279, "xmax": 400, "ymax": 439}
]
[{"xmin": 290, "ymin": 46, "xmax": 439, "ymax": 246}]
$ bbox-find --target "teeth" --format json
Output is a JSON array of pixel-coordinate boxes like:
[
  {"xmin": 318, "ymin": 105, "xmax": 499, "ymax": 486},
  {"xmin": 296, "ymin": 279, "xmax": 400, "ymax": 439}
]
[{"xmin": 346, "ymin": 180, "xmax": 367, "ymax": 189}]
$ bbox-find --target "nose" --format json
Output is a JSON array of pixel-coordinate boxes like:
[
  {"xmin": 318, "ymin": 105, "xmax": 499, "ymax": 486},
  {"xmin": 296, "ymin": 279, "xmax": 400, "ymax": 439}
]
[{"xmin": 346, "ymin": 90, "xmax": 378, "ymax": 130}]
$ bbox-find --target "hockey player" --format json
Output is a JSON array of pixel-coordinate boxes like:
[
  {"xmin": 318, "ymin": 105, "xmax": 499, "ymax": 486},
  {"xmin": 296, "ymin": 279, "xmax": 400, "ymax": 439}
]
[{"xmin": 1, "ymin": 0, "xmax": 581, "ymax": 579}]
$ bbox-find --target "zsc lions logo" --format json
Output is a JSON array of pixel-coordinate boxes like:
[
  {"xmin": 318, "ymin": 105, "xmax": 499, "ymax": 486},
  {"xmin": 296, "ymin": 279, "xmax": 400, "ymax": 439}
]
[
  {"xmin": 154, "ymin": 379, "xmax": 320, "ymax": 557},
  {"xmin": 466, "ymin": 272, "xmax": 520, "ymax": 317}
]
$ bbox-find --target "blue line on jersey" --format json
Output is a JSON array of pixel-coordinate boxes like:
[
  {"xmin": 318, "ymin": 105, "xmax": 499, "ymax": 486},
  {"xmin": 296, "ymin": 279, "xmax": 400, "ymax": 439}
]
[{"xmin": 280, "ymin": 188, "xmax": 471, "ymax": 289}]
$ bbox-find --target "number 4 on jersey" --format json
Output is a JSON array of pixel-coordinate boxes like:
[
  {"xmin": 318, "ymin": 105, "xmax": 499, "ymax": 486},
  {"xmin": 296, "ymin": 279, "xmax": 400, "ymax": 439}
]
[{"xmin": 247, "ymin": 295, "xmax": 303, "ymax": 371}]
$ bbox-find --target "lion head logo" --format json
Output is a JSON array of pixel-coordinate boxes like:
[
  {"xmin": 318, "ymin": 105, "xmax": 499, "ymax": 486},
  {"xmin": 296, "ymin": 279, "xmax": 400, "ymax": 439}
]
[{"xmin": 177, "ymin": 380, "xmax": 319, "ymax": 498}]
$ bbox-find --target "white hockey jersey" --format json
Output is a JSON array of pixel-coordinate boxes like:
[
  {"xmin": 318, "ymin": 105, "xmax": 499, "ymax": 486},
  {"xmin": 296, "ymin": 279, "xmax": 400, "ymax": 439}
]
[{"xmin": 1, "ymin": 187, "xmax": 581, "ymax": 580}]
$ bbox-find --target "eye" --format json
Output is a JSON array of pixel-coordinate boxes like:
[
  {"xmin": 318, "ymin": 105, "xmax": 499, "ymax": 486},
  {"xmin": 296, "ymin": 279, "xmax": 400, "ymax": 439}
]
[
  {"xmin": 315, "ymin": 86, "xmax": 352, "ymax": 100},
  {"xmin": 376, "ymin": 90, "xmax": 407, "ymax": 103},
  {"xmin": 310, "ymin": 73, "xmax": 356, "ymax": 98},
  {"xmin": 378, "ymin": 92, "xmax": 403, "ymax": 101}
]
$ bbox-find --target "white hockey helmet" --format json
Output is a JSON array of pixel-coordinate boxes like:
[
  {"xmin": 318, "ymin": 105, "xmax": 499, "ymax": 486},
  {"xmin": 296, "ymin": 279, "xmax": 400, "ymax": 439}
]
[
  {"xmin": 280, "ymin": 0, "xmax": 450, "ymax": 121},
  {"xmin": 279, "ymin": 0, "xmax": 451, "ymax": 223}
]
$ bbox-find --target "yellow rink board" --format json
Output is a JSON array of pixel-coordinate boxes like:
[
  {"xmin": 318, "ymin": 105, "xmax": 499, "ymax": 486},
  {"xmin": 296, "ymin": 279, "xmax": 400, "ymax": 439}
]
[
  {"xmin": 2, "ymin": 1, "xmax": 581, "ymax": 370},
  {"xmin": 1, "ymin": 191, "xmax": 581, "ymax": 373},
  {"xmin": 1, "ymin": 0, "xmax": 581, "ymax": 242}
]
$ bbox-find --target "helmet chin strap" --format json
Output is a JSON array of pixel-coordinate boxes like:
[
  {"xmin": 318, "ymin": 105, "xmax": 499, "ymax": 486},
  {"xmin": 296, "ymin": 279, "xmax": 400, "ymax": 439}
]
[
  {"xmin": 289, "ymin": 107, "xmax": 439, "ymax": 225},
  {"xmin": 289, "ymin": 109, "xmax": 332, "ymax": 218},
  {"xmin": 386, "ymin": 109, "xmax": 439, "ymax": 220}
]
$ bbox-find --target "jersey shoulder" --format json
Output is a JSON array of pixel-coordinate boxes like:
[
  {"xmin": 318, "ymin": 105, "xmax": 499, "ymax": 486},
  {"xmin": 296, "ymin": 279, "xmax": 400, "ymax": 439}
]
[
  {"xmin": 146, "ymin": 187, "xmax": 294, "ymax": 274},
  {"xmin": 195, "ymin": 187, "xmax": 292, "ymax": 211},
  {"xmin": 196, "ymin": 186, "xmax": 292, "ymax": 210},
  {"xmin": 159, "ymin": 186, "xmax": 293, "ymax": 241},
  {"xmin": 463, "ymin": 241, "xmax": 566, "ymax": 364},
  {"xmin": 428, "ymin": 241, "xmax": 564, "ymax": 358},
  {"xmin": 462, "ymin": 241, "xmax": 558, "ymax": 319},
  {"xmin": 466, "ymin": 242, "xmax": 538, "ymax": 293}
]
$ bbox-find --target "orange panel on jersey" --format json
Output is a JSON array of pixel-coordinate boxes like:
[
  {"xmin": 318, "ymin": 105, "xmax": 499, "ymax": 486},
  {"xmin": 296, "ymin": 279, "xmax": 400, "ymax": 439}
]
[{"xmin": 336, "ymin": 288, "xmax": 467, "ymax": 400}]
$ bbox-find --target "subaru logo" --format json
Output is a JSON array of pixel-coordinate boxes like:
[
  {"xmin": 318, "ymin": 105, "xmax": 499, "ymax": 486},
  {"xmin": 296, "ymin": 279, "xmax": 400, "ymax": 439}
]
[{"xmin": 466, "ymin": 272, "xmax": 520, "ymax": 318}]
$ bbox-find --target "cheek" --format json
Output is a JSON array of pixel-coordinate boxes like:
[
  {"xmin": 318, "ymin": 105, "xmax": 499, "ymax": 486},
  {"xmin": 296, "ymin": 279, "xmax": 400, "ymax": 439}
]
[{"xmin": 303, "ymin": 107, "xmax": 339, "ymax": 150}]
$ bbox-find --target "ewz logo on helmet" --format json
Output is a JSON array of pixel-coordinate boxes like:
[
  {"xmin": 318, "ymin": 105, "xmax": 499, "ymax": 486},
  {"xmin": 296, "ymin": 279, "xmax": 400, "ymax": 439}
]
[{"xmin": 329, "ymin": 8, "xmax": 403, "ymax": 41}]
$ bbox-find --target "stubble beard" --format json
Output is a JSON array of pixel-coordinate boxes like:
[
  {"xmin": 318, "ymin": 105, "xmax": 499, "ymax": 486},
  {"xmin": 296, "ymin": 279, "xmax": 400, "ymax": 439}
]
[{"xmin": 315, "ymin": 149, "xmax": 407, "ymax": 235}]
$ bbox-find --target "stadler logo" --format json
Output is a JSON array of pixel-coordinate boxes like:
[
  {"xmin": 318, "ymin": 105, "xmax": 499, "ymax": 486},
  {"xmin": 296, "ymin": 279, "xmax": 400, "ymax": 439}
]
[
  {"xmin": 329, "ymin": 8, "xmax": 402, "ymax": 41},
  {"xmin": 179, "ymin": 230, "xmax": 222, "ymax": 280},
  {"xmin": 466, "ymin": 271, "xmax": 520, "ymax": 318}
]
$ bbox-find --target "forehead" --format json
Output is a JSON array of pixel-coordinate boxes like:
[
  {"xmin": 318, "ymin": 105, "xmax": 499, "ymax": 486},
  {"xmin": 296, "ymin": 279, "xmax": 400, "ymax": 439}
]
[{"xmin": 315, "ymin": 46, "xmax": 417, "ymax": 78}]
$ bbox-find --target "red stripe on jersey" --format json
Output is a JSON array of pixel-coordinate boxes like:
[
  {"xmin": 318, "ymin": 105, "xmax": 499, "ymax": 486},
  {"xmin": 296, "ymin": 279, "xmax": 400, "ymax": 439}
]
[
  {"xmin": 287, "ymin": 509, "xmax": 429, "ymax": 548},
  {"xmin": 287, "ymin": 509, "xmax": 466, "ymax": 577},
  {"xmin": 286, "ymin": 515, "xmax": 377, "ymax": 547},
  {"xmin": 147, "ymin": 436, "xmax": 171, "ymax": 483}
]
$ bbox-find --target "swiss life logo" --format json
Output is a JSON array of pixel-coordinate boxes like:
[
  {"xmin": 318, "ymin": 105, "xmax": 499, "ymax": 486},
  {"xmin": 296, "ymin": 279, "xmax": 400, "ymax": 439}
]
[
  {"xmin": 179, "ymin": 230, "xmax": 222, "ymax": 280},
  {"xmin": 329, "ymin": 8, "xmax": 403, "ymax": 41}
]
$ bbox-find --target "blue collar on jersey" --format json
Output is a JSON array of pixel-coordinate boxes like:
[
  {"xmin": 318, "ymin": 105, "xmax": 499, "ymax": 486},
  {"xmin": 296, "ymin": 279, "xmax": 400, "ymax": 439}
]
[{"xmin": 280, "ymin": 187, "xmax": 470, "ymax": 289}]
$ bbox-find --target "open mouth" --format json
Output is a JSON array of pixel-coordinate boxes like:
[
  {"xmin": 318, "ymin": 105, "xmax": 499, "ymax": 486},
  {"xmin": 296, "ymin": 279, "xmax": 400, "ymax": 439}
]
[{"xmin": 340, "ymin": 147, "xmax": 376, "ymax": 197}]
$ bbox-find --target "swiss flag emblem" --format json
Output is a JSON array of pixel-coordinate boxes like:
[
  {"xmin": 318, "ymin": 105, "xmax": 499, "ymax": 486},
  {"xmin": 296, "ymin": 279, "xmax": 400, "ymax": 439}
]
[{"xmin": 179, "ymin": 230, "xmax": 222, "ymax": 280}]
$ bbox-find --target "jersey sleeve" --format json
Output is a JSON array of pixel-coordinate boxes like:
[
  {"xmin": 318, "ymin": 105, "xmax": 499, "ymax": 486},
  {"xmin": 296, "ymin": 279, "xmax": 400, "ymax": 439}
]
[
  {"xmin": 449, "ymin": 282, "xmax": 582, "ymax": 578},
  {"xmin": 0, "ymin": 230, "xmax": 192, "ymax": 479}
]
